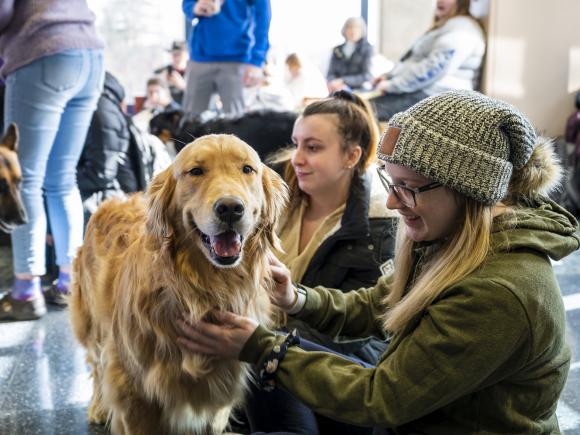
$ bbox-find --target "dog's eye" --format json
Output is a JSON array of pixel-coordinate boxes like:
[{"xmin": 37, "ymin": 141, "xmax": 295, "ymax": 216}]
[
  {"xmin": 189, "ymin": 167, "xmax": 204, "ymax": 176},
  {"xmin": 242, "ymin": 165, "xmax": 256, "ymax": 174}
]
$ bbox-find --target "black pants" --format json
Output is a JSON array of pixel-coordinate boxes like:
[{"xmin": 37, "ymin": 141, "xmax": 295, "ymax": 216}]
[
  {"xmin": 369, "ymin": 90, "xmax": 430, "ymax": 121},
  {"xmin": 245, "ymin": 338, "xmax": 375, "ymax": 435}
]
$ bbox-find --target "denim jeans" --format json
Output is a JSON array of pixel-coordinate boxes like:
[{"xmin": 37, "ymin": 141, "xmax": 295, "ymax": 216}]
[{"xmin": 4, "ymin": 49, "xmax": 104, "ymax": 275}]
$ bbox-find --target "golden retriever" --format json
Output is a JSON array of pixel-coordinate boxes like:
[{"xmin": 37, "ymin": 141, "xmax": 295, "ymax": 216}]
[
  {"xmin": 0, "ymin": 123, "xmax": 27, "ymax": 233},
  {"xmin": 70, "ymin": 134, "xmax": 288, "ymax": 435}
]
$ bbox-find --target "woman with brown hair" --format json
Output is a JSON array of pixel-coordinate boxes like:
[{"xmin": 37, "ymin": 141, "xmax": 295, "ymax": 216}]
[
  {"xmin": 243, "ymin": 90, "xmax": 397, "ymax": 434},
  {"xmin": 270, "ymin": 91, "xmax": 396, "ymax": 361}
]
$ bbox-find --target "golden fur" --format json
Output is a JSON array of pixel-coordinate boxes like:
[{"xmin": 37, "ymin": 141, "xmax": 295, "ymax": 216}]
[
  {"xmin": 70, "ymin": 134, "xmax": 288, "ymax": 435},
  {"xmin": 0, "ymin": 123, "xmax": 27, "ymax": 233}
]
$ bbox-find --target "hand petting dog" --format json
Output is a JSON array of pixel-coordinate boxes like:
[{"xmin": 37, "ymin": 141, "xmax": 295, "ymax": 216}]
[
  {"xmin": 177, "ymin": 254, "xmax": 297, "ymax": 360},
  {"xmin": 177, "ymin": 311, "xmax": 258, "ymax": 359}
]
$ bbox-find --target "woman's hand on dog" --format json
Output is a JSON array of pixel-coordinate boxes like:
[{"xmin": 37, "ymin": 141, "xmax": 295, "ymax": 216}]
[
  {"xmin": 177, "ymin": 311, "xmax": 258, "ymax": 359},
  {"xmin": 268, "ymin": 255, "xmax": 297, "ymax": 310}
]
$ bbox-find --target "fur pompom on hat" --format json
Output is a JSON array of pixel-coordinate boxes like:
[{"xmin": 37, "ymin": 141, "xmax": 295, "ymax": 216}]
[
  {"xmin": 377, "ymin": 90, "xmax": 557, "ymax": 205},
  {"xmin": 506, "ymin": 136, "xmax": 562, "ymax": 202}
]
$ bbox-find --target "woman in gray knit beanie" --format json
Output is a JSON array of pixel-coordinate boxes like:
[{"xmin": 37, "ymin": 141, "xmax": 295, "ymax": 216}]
[{"xmin": 177, "ymin": 90, "xmax": 580, "ymax": 434}]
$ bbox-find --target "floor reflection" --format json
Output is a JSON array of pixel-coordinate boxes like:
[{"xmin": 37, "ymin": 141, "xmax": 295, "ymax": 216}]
[{"xmin": 0, "ymin": 244, "xmax": 580, "ymax": 434}]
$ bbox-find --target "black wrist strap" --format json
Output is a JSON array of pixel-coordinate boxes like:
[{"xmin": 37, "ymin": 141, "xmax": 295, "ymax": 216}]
[{"xmin": 258, "ymin": 329, "xmax": 300, "ymax": 392}]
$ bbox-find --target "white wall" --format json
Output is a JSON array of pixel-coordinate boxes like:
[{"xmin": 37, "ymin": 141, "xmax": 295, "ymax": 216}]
[
  {"xmin": 376, "ymin": 0, "xmax": 433, "ymax": 62},
  {"xmin": 482, "ymin": 0, "xmax": 580, "ymax": 137}
]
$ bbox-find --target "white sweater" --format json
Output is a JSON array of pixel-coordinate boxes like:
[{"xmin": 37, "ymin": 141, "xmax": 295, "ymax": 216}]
[{"xmin": 385, "ymin": 16, "xmax": 485, "ymax": 95}]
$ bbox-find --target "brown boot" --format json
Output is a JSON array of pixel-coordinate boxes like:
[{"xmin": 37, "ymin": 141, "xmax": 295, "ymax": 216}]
[
  {"xmin": 0, "ymin": 293, "xmax": 46, "ymax": 321},
  {"xmin": 43, "ymin": 281, "xmax": 69, "ymax": 307}
]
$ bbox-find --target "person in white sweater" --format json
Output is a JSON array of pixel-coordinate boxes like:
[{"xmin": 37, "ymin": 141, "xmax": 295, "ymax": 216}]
[{"xmin": 370, "ymin": 0, "xmax": 485, "ymax": 121}]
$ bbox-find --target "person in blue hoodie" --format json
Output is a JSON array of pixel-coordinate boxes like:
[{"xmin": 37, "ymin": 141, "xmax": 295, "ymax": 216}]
[{"xmin": 181, "ymin": 0, "xmax": 271, "ymax": 118}]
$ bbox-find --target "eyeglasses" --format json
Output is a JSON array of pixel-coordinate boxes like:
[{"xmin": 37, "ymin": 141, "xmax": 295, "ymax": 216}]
[{"xmin": 376, "ymin": 166, "xmax": 442, "ymax": 208}]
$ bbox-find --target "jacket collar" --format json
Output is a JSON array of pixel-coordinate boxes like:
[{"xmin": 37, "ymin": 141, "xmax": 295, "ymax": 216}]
[
  {"xmin": 336, "ymin": 167, "xmax": 395, "ymax": 238},
  {"xmin": 338, "ymin": 171, "xmax": 371, "ymax": 237}
]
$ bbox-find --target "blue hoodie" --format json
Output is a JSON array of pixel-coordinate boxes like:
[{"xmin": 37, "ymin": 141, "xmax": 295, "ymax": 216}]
[{"xmin": 182, "ymin": 0, "xmax": 271, "ymax": 67}]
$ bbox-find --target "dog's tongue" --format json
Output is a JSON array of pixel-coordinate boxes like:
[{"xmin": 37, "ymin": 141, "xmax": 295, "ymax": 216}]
[{"xmin": 210, "ymin": 231, "xmax": 241, "ymax": 257}]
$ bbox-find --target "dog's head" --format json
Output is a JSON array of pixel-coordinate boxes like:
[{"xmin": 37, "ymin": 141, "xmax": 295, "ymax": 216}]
[
  {"xmin": 146, "ymin": 134, "xmax": 287, "ymax": 268},
  {"xmin": 0, "ymin": 123, "xmax": 27, "ymax": 233},
  {"xmin": 149, "ymin": 109, "xmax": 185, "ymax": 145}
]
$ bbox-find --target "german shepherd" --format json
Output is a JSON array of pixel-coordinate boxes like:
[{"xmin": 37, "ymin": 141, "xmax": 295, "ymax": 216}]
[{"xmin": 0, "ymin": 123, "xmax": 27, "ymax": 233}]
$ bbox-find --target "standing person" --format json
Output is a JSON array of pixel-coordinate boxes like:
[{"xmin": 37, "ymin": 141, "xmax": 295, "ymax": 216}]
[
  {"xmin": 327, "ymin": 17, "xmax": 374, "ymax": 93},
  {"xmin": 181, "ymin": 0, "xmax": 271, "ymax": 118},
  {"xmin": 177, "ymin": 90, "xmax": 579, "ymax": 434},
  {"xmin": 0, "ymin": 0, "xmax": 105, "ymax": 319},
  {"xmin": 154, "ymin": 40, "xmax": 188, "ymax": 106},
  {"xmin": 370, "ymin": 0, "xmax": 485, "ymax": 121}
]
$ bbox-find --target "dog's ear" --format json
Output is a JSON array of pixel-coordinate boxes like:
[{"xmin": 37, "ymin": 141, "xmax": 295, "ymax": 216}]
[
  {"xmin": 2, "ymin": 123, "xmax": 19, "ymax": 152},
  {"xmin": 261, "ymin": 165, "xmax": 289, "ymax": 248},
  {"xmin": 146, "ymin": 165, "xmax": 177, "ymax": 250}
]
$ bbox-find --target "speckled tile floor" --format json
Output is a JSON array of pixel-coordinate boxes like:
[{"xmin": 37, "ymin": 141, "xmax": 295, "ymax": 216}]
[{"xmin": 0, "ymin": 240, "xmax": 580, "ymax": 434}]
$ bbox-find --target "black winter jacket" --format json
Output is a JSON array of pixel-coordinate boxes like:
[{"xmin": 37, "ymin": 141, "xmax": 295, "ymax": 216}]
[
  {"xmin": 77, "ymin": 72, "xmax": 158, "ymax": 218},
  {"xmin": 327, "ymin": 39, "xmax": 374, "ymax": 90},
  {"xmin": 286, "ymin": 169, "xmax": 397, "ymax": 364},
  {"xmin": 77, "ymin": 72, "xmax": 136, "ymax": 202}
]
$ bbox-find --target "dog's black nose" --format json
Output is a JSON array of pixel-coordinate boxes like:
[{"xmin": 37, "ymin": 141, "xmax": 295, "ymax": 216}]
[{"xmin": 214, "ymin": 197, "xmax": 245, "ymax": 224}]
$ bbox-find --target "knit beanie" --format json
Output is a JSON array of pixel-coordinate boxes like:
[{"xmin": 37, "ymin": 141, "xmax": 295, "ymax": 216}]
[{"xmin": 377, "ymin": 90, "xmax": 538, "ymax": 205}]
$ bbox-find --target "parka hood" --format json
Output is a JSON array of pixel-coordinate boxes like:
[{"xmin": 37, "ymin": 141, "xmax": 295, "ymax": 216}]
[{"xmin": 492, "ymin": 200, "xmax": 580, "ymax": 261}]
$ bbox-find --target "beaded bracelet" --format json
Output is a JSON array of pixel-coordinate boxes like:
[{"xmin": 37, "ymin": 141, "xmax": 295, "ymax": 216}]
[{"xmin": 258, "ymin": 329, "xmax": 300, "ymax": 392}]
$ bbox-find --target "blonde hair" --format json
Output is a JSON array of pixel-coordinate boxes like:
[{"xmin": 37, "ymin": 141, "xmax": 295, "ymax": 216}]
[
  {"xmin": 381, "ymin": 128, "xmax": 563, "ymax": 334},
  {"xmin": 382, "ymin": 196, "xmax": 493, "ymax": 333},
  {"xmin": 267, "ymin": 91, "xmax": 380, "ymax": 210}
]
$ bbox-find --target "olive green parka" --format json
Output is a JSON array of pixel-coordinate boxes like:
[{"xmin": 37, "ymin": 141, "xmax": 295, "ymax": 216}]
[{"xmin": 241, "ymin": 201, "xmax": 579, "ymax": 434}]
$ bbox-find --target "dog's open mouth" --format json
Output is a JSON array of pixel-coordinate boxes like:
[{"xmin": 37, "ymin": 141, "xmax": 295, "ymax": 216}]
[{"xmin": 198, "ymin": 229, "xmax": 243, "ymax": 266}]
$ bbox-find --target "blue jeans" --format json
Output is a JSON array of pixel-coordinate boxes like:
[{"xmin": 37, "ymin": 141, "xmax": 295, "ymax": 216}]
[{"xmin": 4, "ymin": 49, "xmax": 104, "ymax": 275}]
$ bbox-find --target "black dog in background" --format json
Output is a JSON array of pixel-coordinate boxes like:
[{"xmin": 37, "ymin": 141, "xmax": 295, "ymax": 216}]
[{"xmin": 150, "ymin": 109, "xmax": 297, "ymax": 160}]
